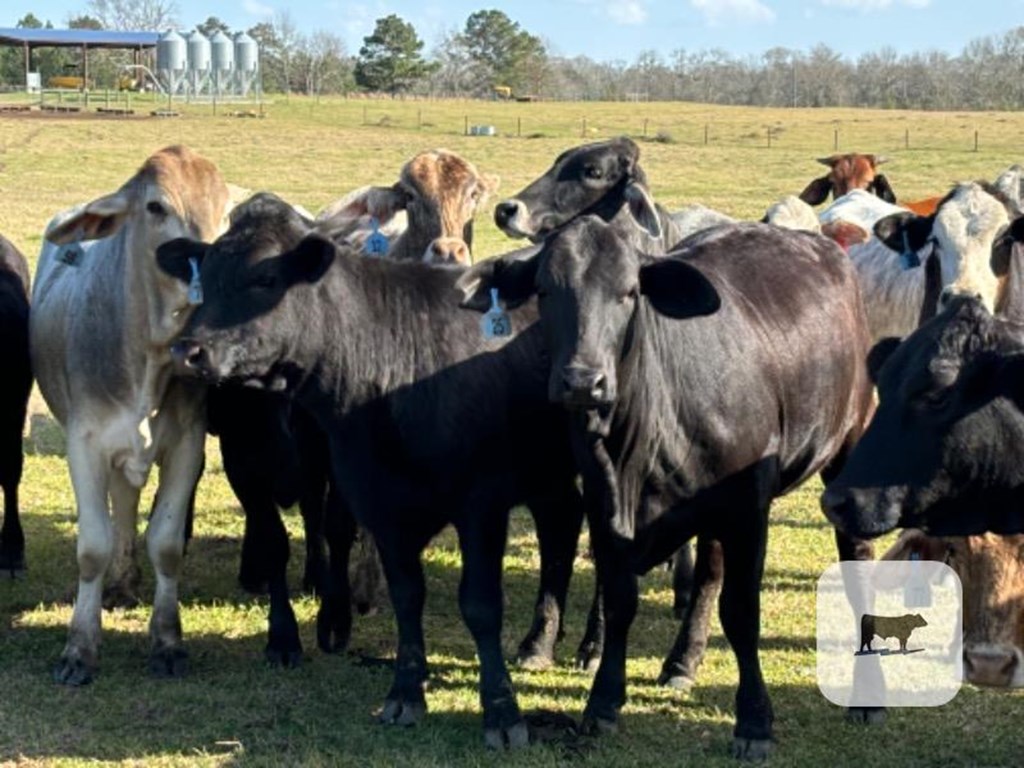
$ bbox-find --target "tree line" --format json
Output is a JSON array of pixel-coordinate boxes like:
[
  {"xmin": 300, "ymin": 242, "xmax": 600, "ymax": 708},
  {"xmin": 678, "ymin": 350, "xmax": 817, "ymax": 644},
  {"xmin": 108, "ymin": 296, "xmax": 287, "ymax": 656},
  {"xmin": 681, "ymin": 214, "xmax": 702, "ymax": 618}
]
[{"xmin": 3, "ymin": 1, "xmax": 1024, "ymax": 111}]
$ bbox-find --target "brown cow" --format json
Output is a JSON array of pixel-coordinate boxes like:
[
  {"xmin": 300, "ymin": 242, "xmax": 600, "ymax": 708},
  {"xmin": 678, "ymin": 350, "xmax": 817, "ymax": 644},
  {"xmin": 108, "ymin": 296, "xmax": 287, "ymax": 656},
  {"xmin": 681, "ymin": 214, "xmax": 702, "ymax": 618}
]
[
  {"xmin": 315, "ymin": 149, "xmax": 499, "ymax": 264},
  {"xmin": 884, "ymin": 530, "xmax": 1024, "ymax": 687},
  {"xmin": 799, "ymin": 153, "xmax": 896, "ymax": 206}
]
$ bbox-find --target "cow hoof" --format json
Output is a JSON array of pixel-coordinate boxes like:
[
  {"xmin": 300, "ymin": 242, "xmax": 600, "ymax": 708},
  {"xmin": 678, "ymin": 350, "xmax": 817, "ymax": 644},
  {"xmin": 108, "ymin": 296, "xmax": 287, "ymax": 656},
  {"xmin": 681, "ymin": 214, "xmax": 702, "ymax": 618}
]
[
  {"xmin": 265, "ymin": 645, "xmax": 304, "ymax": 668},
  {"xmin": 378, "ymin": 697, "xmax": 426, "ymax": 726},
  {"xmin": 580, "ymin": 714, "xmax": 618, "ymax": 736},
  {"xmin": 845, "ymin": 706, "xmax": 886, "ymax": 725},
  {"xmin": 316, "ymin": 604, "xmax": 351, "ymax": 654},
  {"xmin": 53, "ymin": 658, "xmax": 94, "ymax": 686},
  {"xmin": 148, "ymin": 647, "xmax": 188, "ymax": 678},
  {"xmin": 575, "ymin": 651, "xmax": 602, "ymax": 674},
  {"xmin": 0, "ymin": 548, "xmax": 26, "ymax": 575},
  {"xmin": 656, "ymin": 671, "xmax": 695, "ymax": 691},
  {"xmin": 731, "ymin": 737, "xmax": 774, "ymax": 762},
  {"xmin": 484, "ymin": 720, "xmax": 530, "ymax": 750}
]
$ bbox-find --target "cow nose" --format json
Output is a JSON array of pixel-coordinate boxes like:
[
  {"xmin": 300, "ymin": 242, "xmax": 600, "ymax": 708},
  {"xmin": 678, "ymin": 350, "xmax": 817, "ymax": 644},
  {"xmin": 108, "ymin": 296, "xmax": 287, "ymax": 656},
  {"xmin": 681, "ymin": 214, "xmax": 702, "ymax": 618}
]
[
  {"xmin": 964, "ymin": 646, "xmax": 1019, "ymax": 687},
  {"xmin": 562, "ymin": 366, "xmax": 608, "ymax": 401},
  {"xmin": 424, "ymin": 237, "xmax": 471, "ymax": 265},
  {"xmin": 494, "ymin": 201, "xmax": 521, "ymax": 228},
  {"xmin": 820, "ymin": 487, "xmax": 851, "ymax": 520},
  {"xmin": 171, "ymin": 339, "xmax": 209, "ymax": 375}
]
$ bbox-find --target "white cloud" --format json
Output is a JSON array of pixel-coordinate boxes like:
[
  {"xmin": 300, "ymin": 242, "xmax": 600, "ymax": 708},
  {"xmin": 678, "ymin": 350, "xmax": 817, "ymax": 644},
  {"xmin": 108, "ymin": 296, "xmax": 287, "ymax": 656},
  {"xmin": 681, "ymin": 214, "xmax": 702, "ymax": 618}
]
[
  {"xmin": 242, "ymin": 0, "xmax": 274, "ymax": 17},
  {"xmin": 819, "ymin": 0, "xmax": 931, "ymax": 9},
  {"xmin": 606, "ymin": 0, "xmax": 648, "ymax": 25},
  {"xmin": 690, "ymin": 0, "xmax": 776, "ymax": 26}
]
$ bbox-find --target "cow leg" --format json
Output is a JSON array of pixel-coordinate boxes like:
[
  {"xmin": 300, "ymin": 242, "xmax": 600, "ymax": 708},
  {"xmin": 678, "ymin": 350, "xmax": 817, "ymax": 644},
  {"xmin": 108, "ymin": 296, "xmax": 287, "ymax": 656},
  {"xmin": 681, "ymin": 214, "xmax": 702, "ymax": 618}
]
[
  {"xmin": 658, "ymin": 536, "xmax": 724, "ymax": 690},
  {"xmin": 0, "ymin": 436, "xmax": 25, "ymax": 573},
  {"xmin": 576, "ymin": 582, "xmax": 605, "ymax": 672},
  {"xmin": 55, "ymin": 433, "xmax": 113, "ymax": 686},
  {"xmin": 145, "ymin": 425, "xmax": 204, "ymax": 678},
  {"xmin": 316, "ymin": 486, "xmax": 356, "ymax": 653},
  {"xmin": 103, "ymin": 473, "xmax": 142, "ymax": 608},
  {"xmin": 581, "ymin": 528, "xmax": 638, "ymax": 734},
  {"xmin": 517, "ymin": 480, "xmax": 585, "ymax": 670},
  {"xmin": 456, "ymin": 509, "xmax": 528, "ymax": 749},
  {"xmin": 719, "ymin": 508, "xmax": 774, "ymax": 761},
  {"xmin": 294, "ymin": 409, "xmax": 329, "ymax": 596},
  {"xmin": 376, "ymin": 525, "xmax": 432, "ymax": 727}
]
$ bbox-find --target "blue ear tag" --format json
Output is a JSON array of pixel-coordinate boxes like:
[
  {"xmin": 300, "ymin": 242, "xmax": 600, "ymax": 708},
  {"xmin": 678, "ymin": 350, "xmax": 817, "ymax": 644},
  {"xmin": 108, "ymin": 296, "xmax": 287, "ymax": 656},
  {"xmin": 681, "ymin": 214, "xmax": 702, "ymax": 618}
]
[
  {"xmin": 904, "ymin": 550, "xmax": 932, "ymax": 608},
  {"xmin": 187, "ymin": 256, "xmax": 204, "ymax": 306},
  {"xmin": 363, "ymin": 217, "xmax": 390, "ymax": 257},
  {"xmin": 481, "ymin": 287, "xmax": 512, "ymax": 339},
  {"xmin": 58, "ymin": 242, "xmax": 84, "ymax": 266},
  {"xmin": 899, "ymin": 230, "xmax": 921, "ymax": 270}
]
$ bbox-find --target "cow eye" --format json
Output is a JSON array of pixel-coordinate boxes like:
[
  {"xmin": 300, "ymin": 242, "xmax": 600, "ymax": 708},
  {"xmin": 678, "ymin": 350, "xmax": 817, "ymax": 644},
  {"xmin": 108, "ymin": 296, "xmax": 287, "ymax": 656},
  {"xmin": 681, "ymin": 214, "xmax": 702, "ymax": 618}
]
[
  {"xmin": 146, "ymin": 201, "xmax": 167, "ymax": 217},
  {"xmin": 250, "ymin": 271, "xmax": 277, "ymax": 289},
  {"xmin": 584, "ymin": 165, "xmax": 603, "ymax": 180}
]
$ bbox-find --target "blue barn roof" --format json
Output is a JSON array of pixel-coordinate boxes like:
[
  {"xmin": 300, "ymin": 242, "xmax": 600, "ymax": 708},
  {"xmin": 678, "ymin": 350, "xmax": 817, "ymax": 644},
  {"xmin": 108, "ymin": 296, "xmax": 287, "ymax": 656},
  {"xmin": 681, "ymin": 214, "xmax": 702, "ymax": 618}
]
[{"xmin": 0, "ymin": 28, "xmax": 159, "ymax": 49}]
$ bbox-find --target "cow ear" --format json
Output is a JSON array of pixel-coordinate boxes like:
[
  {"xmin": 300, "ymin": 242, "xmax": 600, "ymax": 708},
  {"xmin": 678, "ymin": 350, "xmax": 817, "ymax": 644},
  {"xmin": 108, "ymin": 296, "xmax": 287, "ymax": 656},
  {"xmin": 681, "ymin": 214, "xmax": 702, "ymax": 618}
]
[
  {"xmin": 868, "ymin": 154, "xmax": 891, "ymax": 167},
  {"xmin": 156, "ymin": 238, "xmax": 207, "ymax": 284},
  {"xmin": 874, "ymin": 211, "xmax": 932, "ymax": 253},
  {"xmin": 316, "ymin": 185, "xmax": 406, "ymax": 231},
  {"xmin": 285, "ymin": 234, "xmax": 335, "ymax": 285},
  {"xmin": 817, "ymin": 156, "xmax": 840, "ymax": 168},
  {"xmin": 45, "ymin": 191, "xmax": 132, "ymax": 244},
  {"xmin": 457, "ymin": 252, "xmax": 539, "ymax": 312},
  {"xmin": 624, "ymin": 183, "xmax": 662, "ymax": 240},
  {"xmin": 639, "ymin": 258, "xmax": 720, "ymax": 319},
  {"xmin": 867, "ymin": 337, "xmax": 902, "ymax": 384},
  {"xmin": 799, "ymin": 176, "xmax": 833, "ymax": 206},
  {"xmin": 870, "ymin": 173, "xmax": 897, "ymax": 204},
  {"xmin": 991, "ymin": 216, "xmax": 1024, "ymax": 276}
]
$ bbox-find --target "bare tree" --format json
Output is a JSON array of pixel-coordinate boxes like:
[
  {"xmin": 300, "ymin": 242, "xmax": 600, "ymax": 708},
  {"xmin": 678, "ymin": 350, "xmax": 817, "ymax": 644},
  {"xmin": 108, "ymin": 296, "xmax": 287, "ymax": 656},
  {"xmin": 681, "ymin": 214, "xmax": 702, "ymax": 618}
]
[{"xmin": 87, "ymin": 0, "xmax": 178, "ymax": 30}]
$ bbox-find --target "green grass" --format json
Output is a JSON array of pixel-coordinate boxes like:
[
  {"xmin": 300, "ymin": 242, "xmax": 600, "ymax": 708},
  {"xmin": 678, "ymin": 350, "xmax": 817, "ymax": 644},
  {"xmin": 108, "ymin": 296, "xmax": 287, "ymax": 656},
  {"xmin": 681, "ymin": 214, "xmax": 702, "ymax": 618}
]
[{"xmin": 1, "ymin": 98, "xmax": 1023, "ymax": 766}]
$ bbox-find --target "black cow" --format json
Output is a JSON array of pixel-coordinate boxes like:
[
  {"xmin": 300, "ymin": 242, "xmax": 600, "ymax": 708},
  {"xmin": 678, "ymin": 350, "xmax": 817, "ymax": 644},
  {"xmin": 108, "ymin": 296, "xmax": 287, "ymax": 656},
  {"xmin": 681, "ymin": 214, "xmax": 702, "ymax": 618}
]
[
  {"xmin": 822, "ymin": 295, "xmax": 1024, "ymax": 539},
  {"xmin": 156, "ymin": 195, "xmax": 587, "ymax": 748},
  {"xmin": 494, "ymin": 136, "xmax": 684, "ymax": 251},
  {"xmin": 859, "ymin": 613, "xmax": 927, "ymax": 653},
  {"xmin": 494, "ymin": 136, "xmax": 710, "ymax": 681},
  {"xmin": 0, "ymin": 234, "xmax": 31, "ymax": 574},
  {"xmin": 458, "ymin": 218, "xmax": 876, "ymax": 759}
]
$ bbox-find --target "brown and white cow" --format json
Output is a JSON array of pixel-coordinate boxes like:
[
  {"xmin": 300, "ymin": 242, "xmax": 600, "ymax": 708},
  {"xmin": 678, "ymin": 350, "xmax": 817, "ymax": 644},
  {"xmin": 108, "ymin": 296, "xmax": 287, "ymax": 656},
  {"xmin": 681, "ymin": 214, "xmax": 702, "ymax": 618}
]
[
  {"xmin": 799, "ymin": 153, "xmax": 896, "ymax": 206},
  {"xmin": 315, "ymin": 148, "xmax": 499, "ymax": 264},
  {"xmin": 30, "ymin": 145, "xmax": 230, "ymax": 685},
  {"xmin": 884, "ymin": 530, "xmax": 1024, "ymax": 688}
]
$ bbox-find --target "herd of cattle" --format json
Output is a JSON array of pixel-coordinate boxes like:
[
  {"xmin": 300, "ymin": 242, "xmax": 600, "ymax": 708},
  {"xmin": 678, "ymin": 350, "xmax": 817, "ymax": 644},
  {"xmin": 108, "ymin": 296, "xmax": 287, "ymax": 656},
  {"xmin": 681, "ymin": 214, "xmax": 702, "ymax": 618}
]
[{"xmin": 1, "ymin": 138, "xmax": 1023, "ymax": 760}]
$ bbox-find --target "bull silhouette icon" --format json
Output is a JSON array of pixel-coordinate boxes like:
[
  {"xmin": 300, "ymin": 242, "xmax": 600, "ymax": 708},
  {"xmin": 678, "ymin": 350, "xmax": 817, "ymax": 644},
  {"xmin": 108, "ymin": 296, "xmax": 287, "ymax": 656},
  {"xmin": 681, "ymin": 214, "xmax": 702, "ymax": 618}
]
[{"xmin": 858, "ymin": 613, "xmax": 928, "ymax": 654}]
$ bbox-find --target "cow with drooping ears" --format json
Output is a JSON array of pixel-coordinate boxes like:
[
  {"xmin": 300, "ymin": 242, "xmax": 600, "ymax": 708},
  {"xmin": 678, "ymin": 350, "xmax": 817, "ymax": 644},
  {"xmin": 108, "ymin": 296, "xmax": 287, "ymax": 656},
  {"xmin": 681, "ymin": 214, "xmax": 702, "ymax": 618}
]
[{"xmin": 30, "ymin": 145, "xmax": 231, "ymax": 685}]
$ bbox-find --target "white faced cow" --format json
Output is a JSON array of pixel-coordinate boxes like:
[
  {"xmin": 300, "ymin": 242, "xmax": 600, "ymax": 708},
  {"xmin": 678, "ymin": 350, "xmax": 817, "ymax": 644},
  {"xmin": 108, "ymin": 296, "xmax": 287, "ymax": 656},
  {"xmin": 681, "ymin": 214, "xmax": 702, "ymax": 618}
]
[
  {"xmin": 845, "ymin": 182, "xmax": 1013, "ymax": 342},
  {"xmin": 30, "ymin": 145, "xmax": 230, "ymax": 685},
  {"xmin": 315, "ymin": 148, "xmax": 499, "ymax": 264}
]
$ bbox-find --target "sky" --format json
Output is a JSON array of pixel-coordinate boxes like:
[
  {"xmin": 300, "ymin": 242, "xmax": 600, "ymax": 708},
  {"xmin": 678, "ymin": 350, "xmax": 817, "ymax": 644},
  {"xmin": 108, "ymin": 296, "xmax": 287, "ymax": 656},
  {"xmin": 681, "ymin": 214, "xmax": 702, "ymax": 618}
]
[{"xmin": 5, "ymin": 0, "xmax": 1022, "ymax": 64}]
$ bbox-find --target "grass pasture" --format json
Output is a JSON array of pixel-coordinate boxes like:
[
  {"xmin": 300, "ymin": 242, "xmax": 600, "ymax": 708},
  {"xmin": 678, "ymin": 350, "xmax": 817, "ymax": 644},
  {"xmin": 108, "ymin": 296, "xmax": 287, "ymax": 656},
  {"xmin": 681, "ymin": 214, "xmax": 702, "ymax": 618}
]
[{"xmin": 1, "ymin": 98, "xmax": 1023, "ymax": 767}]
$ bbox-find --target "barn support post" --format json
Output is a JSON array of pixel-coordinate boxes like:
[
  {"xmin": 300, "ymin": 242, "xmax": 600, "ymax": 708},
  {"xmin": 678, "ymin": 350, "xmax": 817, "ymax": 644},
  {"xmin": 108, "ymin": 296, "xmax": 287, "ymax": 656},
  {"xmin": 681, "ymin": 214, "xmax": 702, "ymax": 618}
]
[
  {"xmin": 82, "ymin": 44, "xmax": 88, "ymax": 91},
  {"xmin": 22, "ymin": 42, "xmax": 29, "ymax": 87}
]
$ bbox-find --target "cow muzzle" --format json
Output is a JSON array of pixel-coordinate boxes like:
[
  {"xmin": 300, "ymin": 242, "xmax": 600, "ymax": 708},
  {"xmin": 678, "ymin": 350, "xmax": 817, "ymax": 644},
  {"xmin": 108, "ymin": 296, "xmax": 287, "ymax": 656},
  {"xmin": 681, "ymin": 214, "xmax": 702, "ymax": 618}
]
[
  {"xmin": 560, "ymin": 365, "xmax": 613, "ymax": 409},
  {"xmin": 494, "ymin": 199, "xmax": 533, "ymax": 239},
  {"xmin": 964, "ymin": 644, "xmax": 1022, "ymax": 687},
  {"xmin": 171, "ymin": 338, "xmax": 216, "ymax": 380},
  {"xmin": 820, "ymin": 485, "xmax": 902, "ymax": 538},
  {"xmin": 423, "ymin": 237, "xmax": 471, "ymax": 265}
]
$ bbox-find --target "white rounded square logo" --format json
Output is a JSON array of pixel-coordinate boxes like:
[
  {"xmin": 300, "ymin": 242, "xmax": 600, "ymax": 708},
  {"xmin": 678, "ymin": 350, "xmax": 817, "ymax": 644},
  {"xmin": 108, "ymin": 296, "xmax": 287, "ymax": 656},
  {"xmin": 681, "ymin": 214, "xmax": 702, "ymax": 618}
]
[{"xmin": 817, "ymin": 561, "xmax": 962, "ymax": 707}]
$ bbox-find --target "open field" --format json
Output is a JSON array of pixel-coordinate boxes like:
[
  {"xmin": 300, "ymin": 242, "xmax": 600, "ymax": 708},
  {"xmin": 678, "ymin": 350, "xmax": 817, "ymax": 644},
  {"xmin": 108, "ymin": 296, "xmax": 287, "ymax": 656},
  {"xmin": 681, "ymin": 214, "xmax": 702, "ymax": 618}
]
[{"xmin": 1, "ymin": 98, "xmax": 1022, "ymax": 767}]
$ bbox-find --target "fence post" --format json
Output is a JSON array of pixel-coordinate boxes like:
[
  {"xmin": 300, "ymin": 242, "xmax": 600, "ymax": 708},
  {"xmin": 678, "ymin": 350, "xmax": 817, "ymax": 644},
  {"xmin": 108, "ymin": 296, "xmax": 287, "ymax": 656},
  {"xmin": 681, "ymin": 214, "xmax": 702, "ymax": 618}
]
[
  {"xmin": 581, "ymin": 117, "xmax": 586, "ymax": 138},
  {"xmin": 974, "ymin": 130, "xmax": 979, "ymax": 152},
  {"xmin": 464, "ymin": 115, "xmax": 469, "ymax": 136},
  {"xmin": 517, "ymin": 116, "xmax": 521, "ymax": 137},
  {"xmin": 833, "ymin": 128, "xmax": 839, "ymax": 151},
  {"xmin": 704, "ymin": 124, "xmax": 708, "ymax": 146},
  {"xmin": 905, "ymin": 128, "xmax": 909, "ymax": 150}
]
